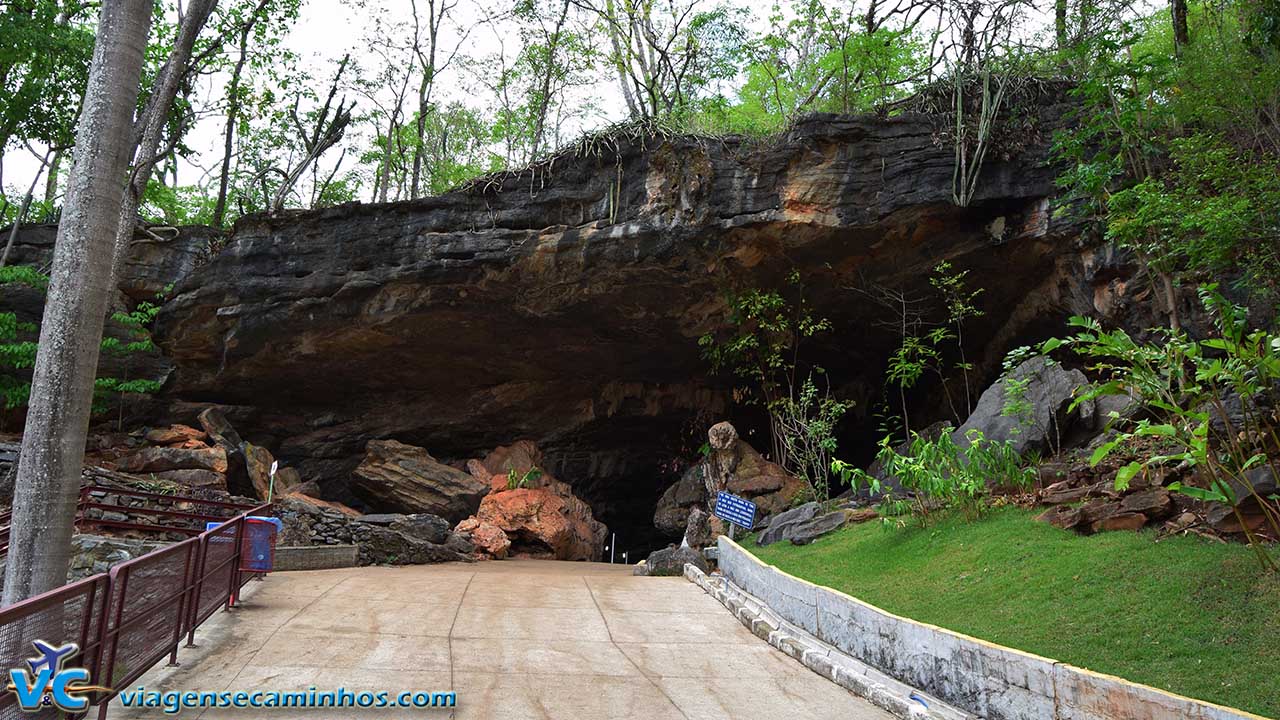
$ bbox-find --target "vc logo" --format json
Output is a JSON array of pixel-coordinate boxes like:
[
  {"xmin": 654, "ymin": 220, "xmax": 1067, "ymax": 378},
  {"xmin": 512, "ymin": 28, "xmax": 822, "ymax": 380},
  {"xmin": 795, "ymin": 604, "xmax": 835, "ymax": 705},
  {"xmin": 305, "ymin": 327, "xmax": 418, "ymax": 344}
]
[{"xmin": 6, "ymin": 640, "xmax": 112, "ymax": 713}]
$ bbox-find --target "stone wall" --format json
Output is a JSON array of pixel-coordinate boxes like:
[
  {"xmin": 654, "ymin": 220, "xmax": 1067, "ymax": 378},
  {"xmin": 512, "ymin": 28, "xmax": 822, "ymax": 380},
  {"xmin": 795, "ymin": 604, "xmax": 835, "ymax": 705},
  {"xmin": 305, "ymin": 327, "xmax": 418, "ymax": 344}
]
[
  {"xmin": 276, "ymin": 498, "xmax": 473, "ymax": 565},
  {"xmin": 716, "ymin": 537, "xmax": 1263, "ymax": 720}
]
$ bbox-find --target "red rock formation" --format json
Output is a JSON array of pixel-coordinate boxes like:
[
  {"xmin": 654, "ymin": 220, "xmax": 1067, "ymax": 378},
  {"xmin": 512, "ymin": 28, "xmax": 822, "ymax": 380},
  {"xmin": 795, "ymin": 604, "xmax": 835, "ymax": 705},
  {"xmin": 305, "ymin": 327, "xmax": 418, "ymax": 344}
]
[{"xmin": 472, "ymin": 478, "xmax": 608, "ymax": 561}]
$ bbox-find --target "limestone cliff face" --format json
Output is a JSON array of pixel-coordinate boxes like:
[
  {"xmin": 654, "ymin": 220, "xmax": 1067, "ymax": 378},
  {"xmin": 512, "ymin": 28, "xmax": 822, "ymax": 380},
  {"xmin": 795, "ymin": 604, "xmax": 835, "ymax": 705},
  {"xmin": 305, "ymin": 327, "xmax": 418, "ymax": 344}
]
[{"xmin": 142, "ymin": 104, "xmax": 1091, "ymax": 543}]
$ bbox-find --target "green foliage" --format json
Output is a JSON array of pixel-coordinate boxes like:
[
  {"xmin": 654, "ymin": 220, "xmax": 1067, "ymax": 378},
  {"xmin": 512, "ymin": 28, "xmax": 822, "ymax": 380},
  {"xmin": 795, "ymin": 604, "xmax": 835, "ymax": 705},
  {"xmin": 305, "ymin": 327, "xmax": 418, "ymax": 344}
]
[
  {"xmin": 0, "ymin": 3, "xmax": 94, "ymax": 150},
  {"xmin": 834, "ymin": 429, "xmax": 1034, "ymax": 524},
  {"xmin": 0, "ymin": 265, "xmax": 49, "ymax": 289},
  {"xmin": 774, "ymin": 374, "xmax": 852, "ymax": 502},
  {"xmin": 140, "ymin": 180, "xmax": 218, "ymax": 226},
  {"xmin": 693, "ymin": 1, "xmax": 931, "ymax": 135},
  {"xmin": 699, "ymin": 271, "xmax": 848, "ymax": 500},
  {"xmin": 1106, "ymin": 135, "xmax": 1280, "ymax": 298},
  {"xmin": 1047, "ymin": 285, "xmax": 1280, "ymax": 572},
  {"xmin": 506, "ymin": 466, "xmax": 543, "ymax": 490},
  {"xmin": 0, "ymin": 271, "xmax": 167, "ymax": 416},
  {"xmin": 877, "ymin": 263, "xmax": 986, "ymax": 437},
  {"xmin": 1053, "ymin": 0, "xmax": 1280, "ymax": 303}
]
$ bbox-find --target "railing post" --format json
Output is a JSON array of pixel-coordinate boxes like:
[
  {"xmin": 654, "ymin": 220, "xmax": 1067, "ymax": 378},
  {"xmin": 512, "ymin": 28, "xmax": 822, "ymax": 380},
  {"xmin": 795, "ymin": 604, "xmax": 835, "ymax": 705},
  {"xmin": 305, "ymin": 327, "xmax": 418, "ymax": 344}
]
[
  {"xmin": 166, "ymin": 543, "xmax": 194, "ymax": 667},
  {"xmin": 227, "ymin": 518, "xmax": 244, "ymax": 609},
  {"xmin": 97, "ymin": 567, "xmax": 130, "ymax": 720},
  {"xmin": 186, "ymin": 534, "xmax": 207, "ymax": 647}
]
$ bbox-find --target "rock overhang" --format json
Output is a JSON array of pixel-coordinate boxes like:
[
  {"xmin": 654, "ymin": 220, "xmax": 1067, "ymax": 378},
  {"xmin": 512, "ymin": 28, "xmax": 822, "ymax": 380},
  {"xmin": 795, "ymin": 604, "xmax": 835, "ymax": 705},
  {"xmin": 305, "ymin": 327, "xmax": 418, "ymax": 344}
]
[{"xmin": 149, "ymin": 106, "xmax": 1082, "ymax": 543}]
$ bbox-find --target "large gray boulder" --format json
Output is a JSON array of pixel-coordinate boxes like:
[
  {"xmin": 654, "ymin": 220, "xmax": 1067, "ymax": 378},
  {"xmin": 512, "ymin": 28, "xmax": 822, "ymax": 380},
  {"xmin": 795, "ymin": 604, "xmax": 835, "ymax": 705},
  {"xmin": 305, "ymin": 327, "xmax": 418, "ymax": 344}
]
[
  {"xmin": 637, "ymin": 545, "xmax": 709, "ymax": 576},
  {"xmin": 351, "ymin": 439, "xmax": 489, "ymax": 522},
  {"xmin": 953, "ymin": 356, "xmax": 1087, "ymax": 457},
  {"xmin": 787, "ymin": 511, "xmax": 849, "ymax": 545},
  {"xmin": 756, "ymin": 502, "xmax": 821, "ymax": 547},
  {"xmin": 654, "ymin": 465, "xmax": 707, "ymax": 538}
]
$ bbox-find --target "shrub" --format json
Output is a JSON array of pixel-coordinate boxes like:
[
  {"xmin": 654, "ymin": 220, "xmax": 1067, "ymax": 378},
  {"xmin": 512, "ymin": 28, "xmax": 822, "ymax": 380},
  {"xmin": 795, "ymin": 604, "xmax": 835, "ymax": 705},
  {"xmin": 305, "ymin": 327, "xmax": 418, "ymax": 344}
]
[{"xmin": 833, "ymin": 428, "xmax": 1035, "ymax": 524}]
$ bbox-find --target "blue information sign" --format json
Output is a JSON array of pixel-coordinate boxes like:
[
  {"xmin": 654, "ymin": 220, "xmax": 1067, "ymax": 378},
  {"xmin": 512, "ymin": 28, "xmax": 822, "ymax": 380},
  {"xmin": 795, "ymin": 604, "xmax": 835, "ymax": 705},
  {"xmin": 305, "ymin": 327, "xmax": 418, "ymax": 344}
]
[{"xmin": 714, "ymin": 491, "xmax": 757, "ymax": 530}]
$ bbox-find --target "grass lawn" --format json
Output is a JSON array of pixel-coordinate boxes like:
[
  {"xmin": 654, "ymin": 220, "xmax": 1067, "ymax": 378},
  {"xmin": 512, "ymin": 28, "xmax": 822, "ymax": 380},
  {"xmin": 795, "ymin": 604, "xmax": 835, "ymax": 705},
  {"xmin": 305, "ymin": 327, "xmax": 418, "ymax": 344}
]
[{"xmin": 748, "ymin": 507, "xmax": 1280, "ymax": 718}]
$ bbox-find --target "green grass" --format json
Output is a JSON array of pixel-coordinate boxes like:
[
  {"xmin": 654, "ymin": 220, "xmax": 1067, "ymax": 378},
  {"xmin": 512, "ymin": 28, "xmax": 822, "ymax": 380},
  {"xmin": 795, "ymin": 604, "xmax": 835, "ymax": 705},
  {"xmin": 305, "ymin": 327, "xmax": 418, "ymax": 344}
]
[{"xmin": 748, "ymin": 507, "xmax": 1280, "ymax": 718}]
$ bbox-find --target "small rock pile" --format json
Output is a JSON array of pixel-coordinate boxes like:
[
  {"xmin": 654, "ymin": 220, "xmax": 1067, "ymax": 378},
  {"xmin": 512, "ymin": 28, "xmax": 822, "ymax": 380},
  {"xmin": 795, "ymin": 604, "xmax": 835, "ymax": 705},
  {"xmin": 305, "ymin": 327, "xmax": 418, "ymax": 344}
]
[
  {"xmin": 276, "ymin": 499, "xmax": 474, "ymax": 565},
  {"xmin": 114, "ymin": 408, "xmax": 303, "ymax": 500},
  {"xmin": 1035, "ymin": 458, "xmax": 1280, "ymax": 540},
  {"xmin": 66, "ymin": 535, "xmax": 167, "ymax": 582}
]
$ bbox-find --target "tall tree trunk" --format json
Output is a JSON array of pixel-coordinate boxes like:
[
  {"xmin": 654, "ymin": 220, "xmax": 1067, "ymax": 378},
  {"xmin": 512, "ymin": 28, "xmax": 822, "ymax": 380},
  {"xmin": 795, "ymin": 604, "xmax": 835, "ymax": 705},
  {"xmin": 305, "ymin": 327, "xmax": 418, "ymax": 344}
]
[
  {"xmin": 1171, "ymin": 0, "xmax": 1189, "ymax": 56},
  {"xmin": 212, "ymin": 5, "xmax": 263, "ymax": 228},
  {"xmin": 43, "ymin": 150, "xmax": 62, "ymax": 205},
  {"xmin": 209, "ymin": 37, "xmax": 247, "ymax": 226},
  {"xmin": 529, "ymin": 0, "xmax": 572, "ymax": 161},
  {"xmin": 1055, "ymin": 0, "xmax": 1068, "ymax": 50},
  {"xmin": 2, "ymin": 0, "xmax": 153, "ymax": 605},
  {"xmin": 0, "ymin": 151, "xmax": 50, "ymax": 268},
  {"xmin": 111, "ymin": 0, "xmax": 218, "ymax": 279}
]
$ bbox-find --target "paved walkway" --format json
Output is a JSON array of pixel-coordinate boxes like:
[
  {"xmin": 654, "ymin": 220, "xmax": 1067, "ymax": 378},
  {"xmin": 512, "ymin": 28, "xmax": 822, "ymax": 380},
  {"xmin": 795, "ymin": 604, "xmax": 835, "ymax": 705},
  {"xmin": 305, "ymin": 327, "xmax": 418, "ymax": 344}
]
[{"xmin": 114, "ymin": 560, "xmax": 892, "ymax": 719}]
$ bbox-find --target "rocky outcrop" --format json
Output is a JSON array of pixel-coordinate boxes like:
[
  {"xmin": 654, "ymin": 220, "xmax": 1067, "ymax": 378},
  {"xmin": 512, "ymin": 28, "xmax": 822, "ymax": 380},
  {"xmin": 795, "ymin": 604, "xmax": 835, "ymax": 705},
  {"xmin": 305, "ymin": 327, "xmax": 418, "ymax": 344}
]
[
  {"xmin": 635, "ymin": 545, "xmax": 708, "ymax": 577},
  {"xmin": 467, "ymin": 476, "xmax": 608, "ymax": 561},
  {"xmin": 953, "ymin": 356, "xmax": 1088, "ymax": 457},
  {"xmin": 351, "ymin": 439, "xmax": 489, "ymax": 522},
  {"xmin": 153, "ymin": 101, "xmax": 1080, "ymax": 511},
  {"xmin": 276, "ymin": 497, "xmax": 471, "ymax": 565},
  {"xmin": 654, "ymin": 422, "xmax": 807, "ymax": 539},
  {"xmin": 756, "ymin": 502, "xmax": 822, "ymax": 546},
  {"xmin": 117, "ymin": 446, "xmax": 228, "ymax": 474},
  {"xmin": 454, "ymin": 518, "xmax": 511, "ymax": 558}
]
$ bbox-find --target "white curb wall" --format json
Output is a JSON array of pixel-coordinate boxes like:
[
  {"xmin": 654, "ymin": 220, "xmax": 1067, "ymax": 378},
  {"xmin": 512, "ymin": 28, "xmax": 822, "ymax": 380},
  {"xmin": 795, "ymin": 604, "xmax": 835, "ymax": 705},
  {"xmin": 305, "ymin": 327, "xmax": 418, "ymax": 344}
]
[{"xmin": 717, "ymin": 536, "xmax": 1268, "ymax": 720}]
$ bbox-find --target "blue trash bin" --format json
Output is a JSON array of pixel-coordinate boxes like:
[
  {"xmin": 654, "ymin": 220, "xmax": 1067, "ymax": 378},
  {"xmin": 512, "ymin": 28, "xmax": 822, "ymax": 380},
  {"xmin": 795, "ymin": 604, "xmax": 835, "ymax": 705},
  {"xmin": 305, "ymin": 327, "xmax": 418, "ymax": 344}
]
[{"xmin": 241, "ymin": 516, "xmax": 282, "ymax": 572}]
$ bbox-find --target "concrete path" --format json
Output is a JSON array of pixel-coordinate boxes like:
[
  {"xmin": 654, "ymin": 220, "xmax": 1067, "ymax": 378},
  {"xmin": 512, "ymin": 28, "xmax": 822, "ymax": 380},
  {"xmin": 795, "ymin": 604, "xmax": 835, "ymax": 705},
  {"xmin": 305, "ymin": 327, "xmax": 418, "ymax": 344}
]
[{"xmin": 113, "ymin": 560, "xmax": 893, "ymax": 719}]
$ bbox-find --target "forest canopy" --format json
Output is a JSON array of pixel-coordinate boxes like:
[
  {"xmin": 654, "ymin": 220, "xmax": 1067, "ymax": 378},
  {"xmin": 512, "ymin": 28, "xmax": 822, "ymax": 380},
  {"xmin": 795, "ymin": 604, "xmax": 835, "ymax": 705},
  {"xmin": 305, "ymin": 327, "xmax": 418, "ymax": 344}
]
[{"xmin": 0, "ymin": 0, "xmax": 1277, "ymax": 306}]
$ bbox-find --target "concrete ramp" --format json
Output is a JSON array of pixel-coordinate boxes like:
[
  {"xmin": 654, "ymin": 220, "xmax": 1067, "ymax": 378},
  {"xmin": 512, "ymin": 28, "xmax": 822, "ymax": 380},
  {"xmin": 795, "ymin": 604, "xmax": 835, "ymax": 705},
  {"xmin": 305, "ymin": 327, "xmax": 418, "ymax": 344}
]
[{"xmin": 112, "ymin": 560, "xmax": 894, "ymax": 719}]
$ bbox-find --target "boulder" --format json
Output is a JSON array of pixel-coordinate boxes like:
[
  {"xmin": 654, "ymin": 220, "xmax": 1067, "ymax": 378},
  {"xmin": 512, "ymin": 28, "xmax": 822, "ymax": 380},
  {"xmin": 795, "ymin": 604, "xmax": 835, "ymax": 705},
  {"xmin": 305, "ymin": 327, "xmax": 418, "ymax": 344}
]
[
  {"xmin": 117, "ymin": 446, "xmax": 227, "ymax": 474},
  {"xmin": 197, "ymin": 407, "xmax": 250, "ymax": 494},
  {"xmin": 756, "ymin": 502, "xmax": 821, "ymax": 546},
  {"xmin": 472, "ymin": 479, "xmax": 607, "ymax": 561},
  {"xmin": 276, "ymin": 466, "xmax": 303, "ymax": 493},
  {"xmin": 145, "ymin": 424, "xmax": 207, "ymax": 446},
  {"xmin": 654, "ymin": 465, "xmax": 708, "ymax": 537},
  {"xmin": 638, "ymin": 545, "xmax": 708, "ymax": 577},
  {"xmin": 953, "ymin": 356, "xmax": 1087, "ymax": 457},
  {"xmin": 389, "ymin": 514, "xmax": 452, "ymax": 545},
  {"xmin": 454, "ymin": 518, "xmax": 511, "ymax": 559},
  {"xmin": 351, "ymin": 439, "xmax": 489, "ymax": 523},
  {"xmin": 682, "ymin": 507, "xmax": 716, "ymax": 550},
  {"xmin": 147, "ymin": 469, "xmax": 227, "ymax": 491},
  {"xmin": 477, "ymin": 440, "xmax": 544, "ymax": 477},
  {"xmin": 788, "ymin": 511, "xmax": 849, "ymax": 545},
  {"xmin": 705, "ymin": 422, "xmax": 807, "ymax": 523},
  {"xmin": 355, "ymin": 513, "xmax": 404, "ymax": 526},
  {"xmin": 243, "ymin": 440, "xmax": 279, "ymax": 497},
  {"xmin": 282, "ymin": 491, "xmax": 361, "ymax": 517},
  {"xmin": 1227, "ymin": 464, "xmax": 1279, "ymax": 505},
  {"xmin": 1120, "ymin": 487, "xmax": 1173, "ymax": 519},
  {"xmin": 357, "ymin": 524, "xmax": 471, "ymax": 564},
  {"xmin": 843, "ymin": 507, "xmax": 878, "ymax": 524},
  {"xmin": 1091, "ymin": 512, "xmax": 1148, "ymax": 533}
]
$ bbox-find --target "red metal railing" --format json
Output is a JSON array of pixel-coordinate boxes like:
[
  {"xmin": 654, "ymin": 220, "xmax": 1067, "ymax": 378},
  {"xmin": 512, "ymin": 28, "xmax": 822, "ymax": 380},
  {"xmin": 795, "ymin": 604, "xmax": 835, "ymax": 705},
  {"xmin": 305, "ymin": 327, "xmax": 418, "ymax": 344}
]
[
  {"xmin": 0, "ymin": 485, "xmax": 259, "ymax": 555},
  {"xmin": 0, "ymin": 502, "xmax": 272, "ymax": 720}
]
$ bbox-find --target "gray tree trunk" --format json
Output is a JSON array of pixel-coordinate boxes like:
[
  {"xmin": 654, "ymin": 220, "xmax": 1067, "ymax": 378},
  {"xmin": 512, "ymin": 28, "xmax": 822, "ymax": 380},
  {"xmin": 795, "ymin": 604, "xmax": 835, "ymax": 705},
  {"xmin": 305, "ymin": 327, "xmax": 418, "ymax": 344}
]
[
  {"xmin": 2, "ymin": 0, "xmax": 154, "ymax": 605},
  {"xmin": 111, "ymin": 0, "xmax": 218, "ymax": 279}
]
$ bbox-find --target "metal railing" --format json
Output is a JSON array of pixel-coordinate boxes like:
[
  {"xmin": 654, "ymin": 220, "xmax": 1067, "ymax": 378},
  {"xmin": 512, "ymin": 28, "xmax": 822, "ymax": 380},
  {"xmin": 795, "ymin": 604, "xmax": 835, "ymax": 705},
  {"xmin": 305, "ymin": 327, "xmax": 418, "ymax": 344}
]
[
  {"xmin": 0, "ymin": 485, "xmax": 260, "ymax": 555},
  {"xmin": 0, "ymin": 502, "xmax": 272, "ymax": 720}
]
